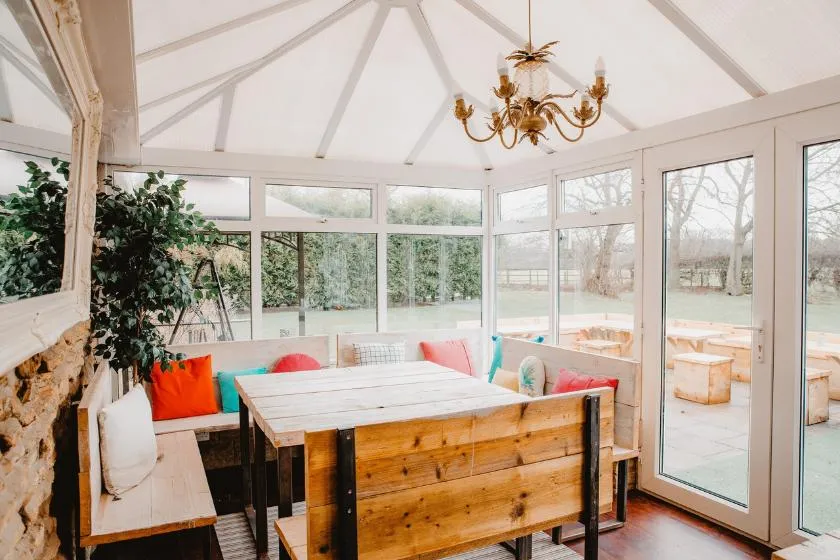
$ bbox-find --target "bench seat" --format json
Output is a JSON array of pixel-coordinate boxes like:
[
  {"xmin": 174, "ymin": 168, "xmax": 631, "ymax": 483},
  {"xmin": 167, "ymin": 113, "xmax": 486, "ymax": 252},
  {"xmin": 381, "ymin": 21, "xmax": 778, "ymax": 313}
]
[
  {"xmin": 275, "ymin": 515, "xmax": 307, "ymax": 560},
  {"xmin": 612, "ymin": 445, "xmax": 639, "ymax": 462},
  {"xmin": 80, "ymin": 430, "xmax": 216, "ymax": 546},
  {"xmin": 153, "ymin": 411, "xmax": 245, "ymax": 435}
]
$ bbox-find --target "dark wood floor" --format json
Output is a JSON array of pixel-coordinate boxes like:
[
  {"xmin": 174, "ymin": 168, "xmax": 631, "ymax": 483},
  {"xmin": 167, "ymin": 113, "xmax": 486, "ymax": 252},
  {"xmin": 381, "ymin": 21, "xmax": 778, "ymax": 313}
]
[{"xmin": 93, "ymin": 491, "xmax": 774, "ymax": 559}]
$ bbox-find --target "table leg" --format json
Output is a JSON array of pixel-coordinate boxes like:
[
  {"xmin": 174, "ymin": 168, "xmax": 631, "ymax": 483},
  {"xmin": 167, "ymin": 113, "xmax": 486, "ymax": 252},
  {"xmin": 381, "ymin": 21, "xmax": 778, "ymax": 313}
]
[
  {"xmin": 239, "ymin": 397, "xmax": 251, "ymax": 510},
  {"xmin": 277, "ymin": 447, "xmax": 293, "ymax": 560},
  {"xmin": 254, "ymin": 422, "xmax": 268, "ymax": 559}
]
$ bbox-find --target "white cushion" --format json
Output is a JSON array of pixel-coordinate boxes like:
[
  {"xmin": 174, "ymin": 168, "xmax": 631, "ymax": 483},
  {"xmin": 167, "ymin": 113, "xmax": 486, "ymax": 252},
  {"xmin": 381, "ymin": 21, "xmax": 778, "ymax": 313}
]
[
  {"xmin": 98, "ymin": 385, "xmax": 158, "ymax": 496},
  {"xmin": 518, "ymin": 355, "xmax": 546, "ymax": 397},
  {"xmin": 353, "ymin": 342, "xmax": 406, "ymax": 366}
]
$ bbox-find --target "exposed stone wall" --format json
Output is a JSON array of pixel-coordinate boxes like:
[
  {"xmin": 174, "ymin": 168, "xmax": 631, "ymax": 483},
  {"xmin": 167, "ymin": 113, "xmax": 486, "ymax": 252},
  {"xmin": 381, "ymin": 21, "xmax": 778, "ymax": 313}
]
[{"xmin": 0, "ymin": 321, "xmax": 91, "ymax": 560}]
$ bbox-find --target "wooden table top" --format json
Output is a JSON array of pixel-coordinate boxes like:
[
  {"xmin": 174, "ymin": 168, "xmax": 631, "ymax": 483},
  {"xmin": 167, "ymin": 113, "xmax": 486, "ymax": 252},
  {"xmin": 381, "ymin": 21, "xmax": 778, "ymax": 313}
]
[
  {"xmin": 235, "ymin": 361, "xmax": 529, "ymax": 448},
  {"xmin": 666, "ymin": 327, "xmax": 725, "ymax": 340}
]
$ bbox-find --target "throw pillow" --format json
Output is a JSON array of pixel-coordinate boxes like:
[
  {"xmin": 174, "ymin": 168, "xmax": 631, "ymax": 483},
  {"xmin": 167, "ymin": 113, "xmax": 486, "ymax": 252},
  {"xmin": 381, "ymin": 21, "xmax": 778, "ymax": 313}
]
[
  {"xmin": 272, "ymin": 353, "xmax": 322, "ymax": 373},
  {"xmin": 149, "ymin": 355, "xmax": 218, "ymax": 421},
  {"xmin": 420, "ymin": 339, "xmax": 475, "ymax": 376},
  {"xmin": 98, "ymin": 385, "xmax": 158, "ymax": 496},
  {"xmin": 352, "ymin": 342, "xmax": 406, "ymax": 366},
  {"xmin": 218, "ymin": 367, "xmax": 268, "ymax": 413},
  {"xmin": 551, "ymin": 368, "xmax": 619, "ymax": 394},
  {"xmin": 487, "ymin": 335, "xmax": 545, "ymax": 382},
  {"xmin": 518, "ymin": 355, "xmax": 546, "ymax": 397},
  {"xmin": 491, "ymin": 368, "xmax": 519, "ymax": 392}
]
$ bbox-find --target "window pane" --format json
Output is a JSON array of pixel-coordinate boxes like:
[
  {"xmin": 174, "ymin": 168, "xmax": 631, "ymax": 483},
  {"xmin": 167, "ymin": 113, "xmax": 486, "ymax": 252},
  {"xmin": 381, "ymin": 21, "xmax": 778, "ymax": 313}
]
[
  {"xmin": 114, "ymin": 171, "xmax": 250, "ymax": 220},
  {"xmin": 261, "ymin": 232, "xmax": 376, "ymax": 358},
  {"xmin": 661, "ymin": 157, "xmax": 755, "ymax": 507},
  {"xmin": 158, "ymin": 233, "xmax": 252, "ymax": 344},
  {"xmin": 496, "ymin": 232, "xmax": 550, "ymax": 338},
  {"xmin": 387, "ymin": 185, "xmax": 482, "ymax": 226},
  {"xmin": 557, "ymin": 225, "xmax": 635, "ymax": 353},
  {"xmin": 1, "ymin": 150, "xmax": 67, "ymax": 304},
  {"xmin": 498, "ymin": 185, "xmax": 548, "ymax": 221},
  {"xmin": 387, "ymin": 235, "xmax": 481, "ymax": 331},
  {"xmin": 562, "ymin": 168, "xmax": 632, "ymax": 213},
  {"xmin": 802, "ymin": 140, "xmax": 840, "ymax": 534},
  {"xmin": 266, "ymin": 185, "xmax": 372, "ymax": 219}
]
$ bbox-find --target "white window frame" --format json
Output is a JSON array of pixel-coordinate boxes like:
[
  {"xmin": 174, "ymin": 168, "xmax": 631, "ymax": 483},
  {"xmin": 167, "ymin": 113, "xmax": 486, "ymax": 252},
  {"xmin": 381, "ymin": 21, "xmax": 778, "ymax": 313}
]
[{"xmin": 263, "ymin": 178, "xmax": 377, "ymax": 226}]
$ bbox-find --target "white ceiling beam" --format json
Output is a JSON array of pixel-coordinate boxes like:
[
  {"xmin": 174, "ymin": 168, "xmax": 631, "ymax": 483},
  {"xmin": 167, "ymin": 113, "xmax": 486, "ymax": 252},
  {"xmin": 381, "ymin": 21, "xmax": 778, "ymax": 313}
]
[
  {"xmin": 141, "ymin": 0, "xmax": 370, "ymax": 145},
  {"xmin": 140, "ymin": 71, "xmax": 232, "ymax": 112},
  {"xmin": 0, "ymin": 60, "xmax": 12, "ymax": 122},
  {"xmin": 214, "ymin": 87, "xmax": 235, "ymax": 151},
  {"xmin": 316, "ymin": 4, "xmax": 390, "ymax": 158},
  {"xmin": 136, "ymin": 0, "xmax": 313, "ymax": 64},
  {"xmin": 404, "ymin": 96, "xmax": 449, "ymax": 165},
  {"xmin": 0, "ymin": 43, "xmax": 63, "ymax": 109},
  {"xmin": 408, "ymin": 4, "xmax": 492, "ymax": 170},
  {"xmin": 647, "ymin": 0, "xmax": 766, "ymax": 98},
  {"xmin": 454, "ymin": 0, "xmax": 639, "ymax": 132}
]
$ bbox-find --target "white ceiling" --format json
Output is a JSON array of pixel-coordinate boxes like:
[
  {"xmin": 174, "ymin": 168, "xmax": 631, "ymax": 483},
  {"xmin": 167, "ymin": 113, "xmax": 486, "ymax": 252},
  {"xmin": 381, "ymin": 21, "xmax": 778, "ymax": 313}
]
[{"xmin": 6, "ymin": 0, "xmax": 840, "ymax": 170}]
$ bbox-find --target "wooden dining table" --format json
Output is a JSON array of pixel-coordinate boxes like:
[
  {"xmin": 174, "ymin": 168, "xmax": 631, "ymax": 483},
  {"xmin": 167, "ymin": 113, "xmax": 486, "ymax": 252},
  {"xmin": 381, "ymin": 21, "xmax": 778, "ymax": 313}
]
[{"xmin": 234, "ymin": 361, "xmax": 528, "ymax": 559}]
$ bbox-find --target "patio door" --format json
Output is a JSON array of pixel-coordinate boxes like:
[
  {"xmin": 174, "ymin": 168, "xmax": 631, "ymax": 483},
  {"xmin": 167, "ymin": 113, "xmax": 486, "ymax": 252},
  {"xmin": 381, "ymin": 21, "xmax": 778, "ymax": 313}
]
[{"xmin": 640, "ymin": 124, "xmax": 775, "ymax": 540}]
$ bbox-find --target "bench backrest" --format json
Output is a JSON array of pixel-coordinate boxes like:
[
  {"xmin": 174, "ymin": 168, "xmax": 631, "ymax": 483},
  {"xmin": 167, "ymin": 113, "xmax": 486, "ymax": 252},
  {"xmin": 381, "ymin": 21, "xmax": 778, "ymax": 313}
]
[
  {"xmin": 77, "ymin": 360, "xmax": 113, "ymax": 539},
  {"xmin": 302, "ymin": 390, "xmax": 614, "ymax": 559},
  {"xmin": 501, "ymin": 338, "xmax": 641, "ymax": 450},
  {"xmin": 336, "ymin": 328, "xmax": 483, "ymax": 368},
  {"xmin": 169, "ymin": 336, "xmax": 331, "ymax": 372}
]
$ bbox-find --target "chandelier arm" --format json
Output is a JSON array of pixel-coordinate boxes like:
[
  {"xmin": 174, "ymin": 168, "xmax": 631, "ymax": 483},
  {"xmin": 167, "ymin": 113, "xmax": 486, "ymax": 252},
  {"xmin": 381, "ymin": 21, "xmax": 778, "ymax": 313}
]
[
  {"xmin": 460, "ymin": 119, "xmax": 501, "ymax": 143},
  {"xmin": 498, "ymin": 123, "xmax": 519, "ymax": 150},
  {"xmin": 538, "ymin": 101, "xmax": 582, "ymax": 128},
  {"xmin": 549, "ymin": 117, "xmax": 586, "ymax": 143}
]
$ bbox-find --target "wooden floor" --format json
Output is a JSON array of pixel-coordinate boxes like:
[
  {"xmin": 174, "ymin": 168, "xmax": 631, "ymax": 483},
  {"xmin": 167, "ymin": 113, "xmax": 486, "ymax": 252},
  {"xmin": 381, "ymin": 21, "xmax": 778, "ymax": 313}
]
[{"xmin": 92, "ymin": 491, "xmax": 774, "ymax": 560}]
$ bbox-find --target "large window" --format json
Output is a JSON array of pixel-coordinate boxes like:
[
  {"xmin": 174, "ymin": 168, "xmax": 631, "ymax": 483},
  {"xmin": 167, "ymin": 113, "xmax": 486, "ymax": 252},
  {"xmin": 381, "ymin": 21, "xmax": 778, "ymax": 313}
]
[
  {"xmin": 561, "ymin": 168, "xmax": 632, "ymax": 213},
  {"xmin": 261, "ymin": 232, "xmax": 377, "ymax": 342},
  {"xmin": 266, "ymin": 184, "xmax": 372, "ymax": 219},
  {"xmin": 498, "ymin": 185, "xmax": 548, "ymax": 222},
  {"xmin": 495, "ymin": 232, "xmax": 550, "ymax": 337},
  {"xmin": 387, "ymin": 235, "xmax": 481, "ymax": 331},
  {"xmin": 114, "ymin": 171, "xmax": 250, "ymax": 220},
  {"xmin": 387, "ymin": 185, "xmax": 482, "ymax": 226},
  {"xmin": 801, "ymin": 139, "xmax": 840, "ymax": 534}
]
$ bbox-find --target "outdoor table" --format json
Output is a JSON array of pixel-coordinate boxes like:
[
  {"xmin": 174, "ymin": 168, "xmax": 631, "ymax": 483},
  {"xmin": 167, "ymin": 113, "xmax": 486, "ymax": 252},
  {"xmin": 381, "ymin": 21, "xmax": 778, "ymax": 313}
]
[
  {"xmin": 234, "ymin": 361, "xmax": 528, "ymax": 559},
  {"xmin": 588, "ymin": 320, "xmax": 635, "ymax": 357},
  {"xmin": 665, "ymin": 327, "xmax": 725, "ymax": 368}
]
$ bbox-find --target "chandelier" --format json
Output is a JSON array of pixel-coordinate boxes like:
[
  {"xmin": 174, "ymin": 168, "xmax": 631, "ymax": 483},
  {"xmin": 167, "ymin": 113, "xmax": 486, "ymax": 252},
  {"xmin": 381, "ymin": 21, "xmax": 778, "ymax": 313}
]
[{"xmin": 453, "ymin": 0, "xmax": 610, "ymax": 148}]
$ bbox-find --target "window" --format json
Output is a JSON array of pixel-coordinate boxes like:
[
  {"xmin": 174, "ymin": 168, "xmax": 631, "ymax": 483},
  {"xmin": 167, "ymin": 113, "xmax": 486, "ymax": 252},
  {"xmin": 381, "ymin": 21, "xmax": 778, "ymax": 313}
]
[
  {"xmin": 495, "ymin": 232, "xmax": 550, "ymax": 337},
  {"xmin": 114, "ymin": 171, "xmax": 250, "ymax": 220},
  {"xmin": 266, "ymin": 184, "xmax": 373, "ymax": 219},
  {"xmin": 387, "ymin": 185, "xmax": 482, "ymax": 226},
  {"xmin": 261, "ymin": 232, "xmax": 377, "ymax": 344},
  {"xmin": 387, "ymin": 235, "xmax": 481, "ymax": 331},
  {"xmin": 498, "ymin": 185, "xmax": 548, "ymax": 221},
  {"xmin": 158, "ymin": 233, "xmax": 252, "ymax": 344},
  {"xmin": 561, "ymin": 168, "xmax": 632, "ymax": 213},
  {"xmin": 801, "ymin": 139, "xmax": 840, "ymax": 534},
  {"xmin": 558, "ymin": 225, "xmax": 635, "ymax": 350}
]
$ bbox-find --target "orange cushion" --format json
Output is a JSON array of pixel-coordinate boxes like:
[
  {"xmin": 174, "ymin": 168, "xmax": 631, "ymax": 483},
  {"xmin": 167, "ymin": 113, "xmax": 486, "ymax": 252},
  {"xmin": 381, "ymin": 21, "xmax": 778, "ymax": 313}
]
[
  {"xmin": 271, "ymin": 353, "xmax": 321, "ymax": 373},
  {"xmin": 419, "ymin": 339, "xmax": 475, "ymax": 376},
  {"xmin": 150, "ymin": 355, "xmax": 218, "ymax": 421}
]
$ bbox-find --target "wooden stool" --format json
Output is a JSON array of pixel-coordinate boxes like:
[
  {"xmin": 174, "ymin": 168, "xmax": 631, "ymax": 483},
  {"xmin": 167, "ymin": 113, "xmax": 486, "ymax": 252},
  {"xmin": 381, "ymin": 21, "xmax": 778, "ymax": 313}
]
[
  {"xmin": 806, "ymin": 367, "xmax": 831, "ymax": 425},
  {"xmin": 577, "ymin": 339, "xmax": 621, "ymax": 357},
  {"xmin": 704, "ymin": 338, "xmax": 752, "ymax": 382},
  {"xmin": 673, "ymin": 353, "xmax": 733, "ymax": 404}
]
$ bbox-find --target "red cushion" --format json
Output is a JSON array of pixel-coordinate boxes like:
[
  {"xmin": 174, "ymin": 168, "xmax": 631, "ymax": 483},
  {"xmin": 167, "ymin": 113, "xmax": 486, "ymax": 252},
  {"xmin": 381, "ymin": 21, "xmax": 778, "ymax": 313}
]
[
  {"xmin": 551, "ymin": 368, "xmax": 619, "ymax": 394},
  {"xmin": 419, "ymin": 339, "xmax": 475, "ymax": 376},
  {"xmin": 271, "ymin": 353, "xmax": 321, "ymax": 373},
  {"xmin": 150, "ymin": 355, "xmax": 219, "ymax": 421}
]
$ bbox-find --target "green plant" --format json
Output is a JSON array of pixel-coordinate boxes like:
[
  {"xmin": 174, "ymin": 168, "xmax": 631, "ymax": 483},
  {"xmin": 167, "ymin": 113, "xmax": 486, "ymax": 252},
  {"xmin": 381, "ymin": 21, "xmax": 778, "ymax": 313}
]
[
  {"xmin": 0, "ymin": 158, "xmax": 69, "ymax": 302},
  {"xmin": 91, "ymin": 172, "xmax": 218, "ymax": 381}
]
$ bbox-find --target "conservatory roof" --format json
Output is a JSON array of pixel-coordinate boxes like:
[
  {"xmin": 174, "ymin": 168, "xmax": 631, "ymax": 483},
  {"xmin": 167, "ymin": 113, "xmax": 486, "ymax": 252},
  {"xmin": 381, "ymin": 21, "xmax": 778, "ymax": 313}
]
[{"xmin": 5, "ymin": 0, "xmax": 840, "ymax": 171}]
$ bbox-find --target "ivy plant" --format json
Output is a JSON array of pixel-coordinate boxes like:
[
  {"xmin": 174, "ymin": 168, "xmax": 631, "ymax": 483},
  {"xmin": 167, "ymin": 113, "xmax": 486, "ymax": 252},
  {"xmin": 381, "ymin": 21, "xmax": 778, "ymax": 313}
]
[
  {"xmin": 0, "ymin": 158, "xmax": 69, "ymax": 302},
  {"xmin": 91, "ymin": 172, "xmax": 218, "ymax": 381}
]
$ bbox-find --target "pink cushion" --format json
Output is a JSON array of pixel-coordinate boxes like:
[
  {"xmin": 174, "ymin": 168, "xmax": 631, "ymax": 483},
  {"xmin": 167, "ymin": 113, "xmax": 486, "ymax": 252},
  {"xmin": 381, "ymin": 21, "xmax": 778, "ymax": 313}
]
[
  {"xmin": 271, "ymin": 353, "xmax": 321, "ymax": 374},
  {"xmin": 419, "ymin": 339, "xmax": 475, "ymax": 376},
  {"xmin": 551, "ymin": 368, "xmax": 619, "ymax": 394}
]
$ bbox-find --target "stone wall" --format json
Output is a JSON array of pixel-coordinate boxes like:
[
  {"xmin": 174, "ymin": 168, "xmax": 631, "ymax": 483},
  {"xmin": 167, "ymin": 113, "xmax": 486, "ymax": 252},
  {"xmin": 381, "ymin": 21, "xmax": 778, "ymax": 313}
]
[{"xmin": 0, "ymin": 321, "xmax": 91, "ymax": 560}]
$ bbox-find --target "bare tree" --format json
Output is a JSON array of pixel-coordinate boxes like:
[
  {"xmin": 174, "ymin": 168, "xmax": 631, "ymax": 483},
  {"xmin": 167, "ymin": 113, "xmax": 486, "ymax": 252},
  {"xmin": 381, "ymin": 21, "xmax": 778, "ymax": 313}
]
[
  {"xmin": 665, "ymin": 167, "xmax": 708, "ymax": 290},
  {"xmin": 719, "ymin": 160, "xmax": 754, "ymax": 296}
]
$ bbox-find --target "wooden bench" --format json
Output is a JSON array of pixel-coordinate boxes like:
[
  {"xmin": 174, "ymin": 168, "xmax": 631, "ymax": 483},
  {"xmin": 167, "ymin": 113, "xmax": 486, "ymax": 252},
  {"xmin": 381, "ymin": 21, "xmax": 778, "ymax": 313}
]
[
  {"xmin": 704, "ymin": 337, "xmax": 752, "ymax": 381},
  {"xmin": 336, "ymin": 328, "xmax": 483, "ymax": 368},
  {"xmin": 576, "ymin": 339, "xmax": 622, "ymax": 357},
  {"xmin": 151, "ymin": 336, "xmax": 330, "ymax": 436},
  {"xmin": 78, "ymin": 361, "xmax": 217, "ymax": 552},
  {"xmin": 501, "ymin": 338, "xmax": 641, "ymax": 541},
  {"xmin": 805, "ymin": 367, "xmax": 831, "ymax": 425},
  {"xmin": 673, "ymin": 352, "xmax": 734, "ymax": 405},
  {"xmin": 276, "ymin": 390, "xmax": 614, "ymax": 560}
]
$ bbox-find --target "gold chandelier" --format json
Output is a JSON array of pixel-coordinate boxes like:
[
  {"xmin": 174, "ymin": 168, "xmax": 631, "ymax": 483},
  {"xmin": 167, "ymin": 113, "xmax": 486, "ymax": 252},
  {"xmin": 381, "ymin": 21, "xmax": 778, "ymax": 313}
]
[{"xmin": 453, "ymin": 0, "xmax": 609, "ymax": 148}]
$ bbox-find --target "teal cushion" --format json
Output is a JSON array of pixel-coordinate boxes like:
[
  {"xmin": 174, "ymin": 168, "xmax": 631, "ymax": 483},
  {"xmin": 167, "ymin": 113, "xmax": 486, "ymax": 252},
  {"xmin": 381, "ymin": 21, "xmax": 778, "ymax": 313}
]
[
  {"xmin": 487, "ymin": 334, "xmax": 545, "ymax": 382},
  {"xmin": 218, "ymin": 367, "xmax": 268, "ymax": 413}
]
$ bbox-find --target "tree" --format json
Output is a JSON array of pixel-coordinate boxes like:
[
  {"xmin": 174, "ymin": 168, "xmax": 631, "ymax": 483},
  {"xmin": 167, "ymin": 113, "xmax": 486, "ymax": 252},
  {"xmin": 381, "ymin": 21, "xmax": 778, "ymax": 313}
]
[
  {"xmin": 719, "ymin": 160, "xmax": 754, "ymax": 296},
  {"xmin": 666, "ymin": 167, "xmax": 709, "ymax": 290}
]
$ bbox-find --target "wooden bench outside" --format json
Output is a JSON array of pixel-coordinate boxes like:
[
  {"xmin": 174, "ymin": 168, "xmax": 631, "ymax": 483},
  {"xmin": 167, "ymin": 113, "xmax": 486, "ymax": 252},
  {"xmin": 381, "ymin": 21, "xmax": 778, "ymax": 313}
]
[
  {"xmin": 673, "ymin": 352, "xmax": 734, "ymax": 405},
  {"xmin": 276, "ymin": 390, "xmax": 614, "ymax": 560},
  {"xmin": 78, "ymin": 362, "xmax": 217, "ymax": 552},
  {"xmin": 704, "ymin": 337, "xmax": 752, "ymax": 382},
  {"xmin": 576, "ymin": 339, "xmax": 622, "ymax": 357},
  {"xmin": 805, "ymin": 367, "xmax": 831, "ymax": 425}
]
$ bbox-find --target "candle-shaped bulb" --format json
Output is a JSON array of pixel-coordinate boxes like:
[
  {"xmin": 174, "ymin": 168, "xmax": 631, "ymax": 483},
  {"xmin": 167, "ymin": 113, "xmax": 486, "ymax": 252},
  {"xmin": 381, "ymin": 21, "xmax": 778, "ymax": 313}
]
[
  {"xmin": 496, "ymin": 52, "xmax": 509, "ymax": 76},
  {"xmin": 581, "ymin": 93, "xmax": 592, "ymax": 105},
  {"xmin": 453, "ymin": 88, "xmax": 464, "ymax": 102},
  {"xmin": 594, "ymin": 56, "xmax": 606, "ymax": 77}
]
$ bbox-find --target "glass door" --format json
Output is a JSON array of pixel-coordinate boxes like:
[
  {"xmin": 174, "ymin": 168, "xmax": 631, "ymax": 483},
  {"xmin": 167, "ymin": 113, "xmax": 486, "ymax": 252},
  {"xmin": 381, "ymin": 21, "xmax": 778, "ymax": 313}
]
[{"xmin": 641, "ymin": 125, "xmax": 775, "ymax": 540}]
